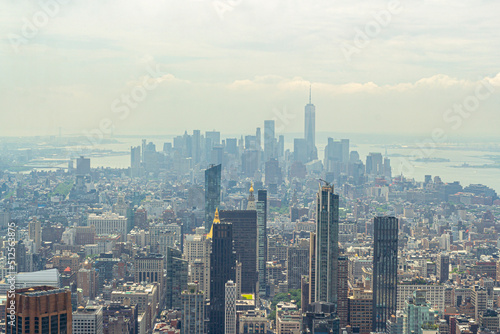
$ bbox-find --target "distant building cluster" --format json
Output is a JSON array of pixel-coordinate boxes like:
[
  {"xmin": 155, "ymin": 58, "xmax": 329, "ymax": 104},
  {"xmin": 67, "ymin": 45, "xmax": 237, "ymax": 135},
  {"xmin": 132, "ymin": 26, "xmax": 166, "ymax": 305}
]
[{"xmin": 1, "ymin": 95, "xmax": 500, "ymax": 334}]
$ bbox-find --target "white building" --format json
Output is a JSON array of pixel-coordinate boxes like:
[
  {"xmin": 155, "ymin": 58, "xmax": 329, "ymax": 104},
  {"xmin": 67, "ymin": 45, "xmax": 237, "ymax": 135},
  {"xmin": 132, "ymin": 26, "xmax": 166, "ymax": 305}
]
[
  {"xmin": 225, "ymin": 280, "xmax": 237, "ymax": 334},
  {"xmin": 397, "ymin": 284, "xmax": 445, "ymax": 312},
  {"xmin": 88, "ymin": 212, "xmax": 128, "ymax": 239},
  {"xmin": 72, "ymin": 305, "xmax": 103, "ymax": 334}
]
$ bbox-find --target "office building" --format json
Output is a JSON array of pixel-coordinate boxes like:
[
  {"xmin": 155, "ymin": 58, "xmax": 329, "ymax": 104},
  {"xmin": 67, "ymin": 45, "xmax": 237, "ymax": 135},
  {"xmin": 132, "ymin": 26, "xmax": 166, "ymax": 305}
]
[
  {"xmin": 225, "ymin": 280, "xmax": 237, "ymax": 334},
  {"xmin": 397, "ymin": 284, "xmax": 445, "ymax": 312},
  {"xmin": 264, "ymin": 119, "xmax": 275, "ymax": 161},
  {"xmin": 181, "ymin": 282, "xmax": 204, "ymax": 334},
  {"xmin": 88, "ymin": 212, "xmax": 128, "ymax": 240},
  {"xmin": 6, "ymin": 286, "xmax": 72, "ymax": 334},
  {"xmin": 302, "ymin": 302, "xmax": 339, "ymax": 334},
  {"xmin": 205, "ymin": 164, "xmax": 221, "ymax": 231},
  {"xmin": 287, "ymin": 243, "xmax": 309, "ymax": 291},
  {"xmin": 239, "ymin": 310, "xmax": 270, "ymax": 333},
  {"xmin": 293, "ymin": 138, "xmax": 308, "ymax": 164},
  {"xmin": 308, "ymin": 232, "xmax": 317, "ymax": 305},
  {"xmin": 166, "ymin": 247, "xmax": 188, "ymax": 310},
  {"xmin": 76, "ymin": 156, "xmax": 91, "ymax": 175},
  {"xmin": 404, "ymin": 290, "xmax": 434, "ymax": 334},
  {"xmin": 479, "ymin": 309, "xmax": 499, "ymax": 332},
  {"xmin": 315, "ymin": 184, "xmax": 339, "ymax": 304},
  {"xmin": 472, "ymin": 286, "xmax": 487, "ymax": 321},
  {"xmin": 77, "ymin": 267, "xmax": 98, "ymax": 299},
  {"xmin": 372, "ymin": 216, "xmax": 398, "ymax": 333},
  {"xmin": 257, "ymin": 189, "xmax": 268, "ymax": 298},
  {"xmin": 349, "ymin": 288, "xmax": 373, "ymax": 334},
  {"xmin": 219, "ymin": 208, "xmax": 257, "ymax": 294},
  {"xmin": 73, "ymin": 305, "xmax": 103, "ymax": 334},
  {"xmin": 338, "ymin": 256, "xmax": 349, "ymax": 328},
  {"xmin": 28, "ymin": 218, "xmax": 42, "ymax": 253},
  {"xmin": 208, "ymin": 210, "xmax": 236, "ymax": 334},
  {"xmin": 437, "ymin": 253, "xmax": 450, "ymax": 283},
  {"xmin": 133, "ymin": 253, "xmax": 164, "ymax": 291},
  {"xmin": 304, "ymin": 87, "xmax": 317, "ymax": 162},
  {"xmin": 130, "ymin": 146, "xmax": 141, "ymax": 177}
]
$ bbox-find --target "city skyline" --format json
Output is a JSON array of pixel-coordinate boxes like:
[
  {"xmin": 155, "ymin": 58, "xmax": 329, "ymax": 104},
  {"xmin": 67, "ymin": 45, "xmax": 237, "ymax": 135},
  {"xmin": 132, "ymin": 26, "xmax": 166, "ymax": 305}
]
[{"xmin": 2, "ymin": 2, "xmax": 500, "ymax": 334}]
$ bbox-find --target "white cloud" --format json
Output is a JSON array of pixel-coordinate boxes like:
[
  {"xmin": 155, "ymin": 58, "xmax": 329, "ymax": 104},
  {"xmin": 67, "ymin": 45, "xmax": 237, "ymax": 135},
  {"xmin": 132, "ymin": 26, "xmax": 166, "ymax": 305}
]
[{"xmin": 0, "ymin": 0, "xmax": 499, "ymax": 137}]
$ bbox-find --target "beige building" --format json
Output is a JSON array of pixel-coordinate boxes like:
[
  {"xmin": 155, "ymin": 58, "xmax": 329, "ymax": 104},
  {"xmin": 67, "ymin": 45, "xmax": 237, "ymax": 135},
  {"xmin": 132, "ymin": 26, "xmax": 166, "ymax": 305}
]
[
  {"xmin": 239, "ymin": 309, "xmax": 270, "ymax": 333},
  {"xmin": 348, "ymin": 288, "xmax": 373, "ymax": 334},
  {"xmin": 111, "ymin": 282, "xmax": 159, "ymax": 333},
  {"xmin": 397, "ymin": 284, "xmax": 445, "ymax": 312}
]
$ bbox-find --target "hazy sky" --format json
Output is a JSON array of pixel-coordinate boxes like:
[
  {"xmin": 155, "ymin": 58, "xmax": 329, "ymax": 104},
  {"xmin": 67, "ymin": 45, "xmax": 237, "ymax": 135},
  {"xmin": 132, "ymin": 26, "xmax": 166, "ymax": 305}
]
[{"xmin": 1, "ymin": 0, "xmax": 499, "ymax": 138}]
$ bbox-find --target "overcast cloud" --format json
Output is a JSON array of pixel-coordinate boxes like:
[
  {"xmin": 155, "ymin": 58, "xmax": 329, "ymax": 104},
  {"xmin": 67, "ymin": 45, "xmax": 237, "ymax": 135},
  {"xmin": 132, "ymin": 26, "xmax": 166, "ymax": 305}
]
[{"xmin": 1, "ymin": 0, "xmax": 499, "ymax": 137}]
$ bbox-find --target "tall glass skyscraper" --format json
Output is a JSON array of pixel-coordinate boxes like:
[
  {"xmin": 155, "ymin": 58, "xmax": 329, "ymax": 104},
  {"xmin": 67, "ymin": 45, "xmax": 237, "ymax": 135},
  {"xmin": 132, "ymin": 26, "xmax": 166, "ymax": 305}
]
[
  {"xmin": 315, "ymin": 184, "xmax": 339, "ymax": 304},
  {"xmin": 219, "ymin": 209, "xmax": 257, "ymax": 294},
  {"xmin": 304, "ymin": 86, "xmax": 317, "ymax": 162},
  {"xmin": 209, "ymin": 211, "xmax": 236, "ymax": 334},
  {"xmin": 257, "ymin": 189, "xmax": 267, "ymax": 298},
  {"xmin": 205, "ymin": 164, "xmax": 221, "ymax": 231},
  {"xmin": 372, "ymin": 216, "xmax": 398, "ymax": 333},
  {"xmin": 264, "ymin": 120, "xmax": 275, "ymax": 162}
]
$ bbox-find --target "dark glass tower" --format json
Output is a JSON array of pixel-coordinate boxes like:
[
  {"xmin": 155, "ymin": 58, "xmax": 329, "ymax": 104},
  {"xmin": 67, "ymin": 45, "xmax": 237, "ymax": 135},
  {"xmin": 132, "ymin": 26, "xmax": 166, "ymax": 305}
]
[
  {"xmin": 205, "ymin": 164, "xmax": 221, "ymax": 231},
  {"xmin": 437, "ymin": 253, "xmax": 449, "ymax": 283},
  {"xmin": 372, "ymin": 216, "xmax": 398, "ymax": 333},
  {"xmin": 219, "ymin": 209, "xmax": 257, "ymax": 294},
  {"xmin": 257, "ymin": 189, "xmax": 267, "ymax": 298},
  {"xmin": 209, "ymin": 212, "xmax": 235, "ymax": 334},
  {"xmin": 315, "ymin": 184, "xmax": 339, "ymax": 304}
]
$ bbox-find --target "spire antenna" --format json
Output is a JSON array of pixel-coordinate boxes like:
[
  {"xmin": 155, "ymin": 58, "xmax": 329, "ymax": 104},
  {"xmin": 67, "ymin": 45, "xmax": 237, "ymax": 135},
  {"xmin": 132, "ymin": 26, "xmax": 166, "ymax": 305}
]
[{"xmin": 309, "ymin": 84, "xmax": 312, "ymax": 104}]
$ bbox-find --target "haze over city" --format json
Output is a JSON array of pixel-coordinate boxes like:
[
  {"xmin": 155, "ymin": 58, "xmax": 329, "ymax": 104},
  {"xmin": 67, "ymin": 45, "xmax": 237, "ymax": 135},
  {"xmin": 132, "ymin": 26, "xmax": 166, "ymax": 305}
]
[
  {"xmin": 2, "ymin": 2, "xmax": 500, "ymax": 334},
  {"xmin": 1, "ymin": 0, "xmax": 500, "ymax": 137}
]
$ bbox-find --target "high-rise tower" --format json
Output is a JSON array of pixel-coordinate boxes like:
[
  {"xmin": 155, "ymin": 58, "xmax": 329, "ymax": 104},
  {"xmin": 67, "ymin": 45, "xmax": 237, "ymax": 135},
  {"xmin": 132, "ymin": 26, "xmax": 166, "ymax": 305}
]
[
  {"xmin": 209, "ymin": 209, "xmax": 236, "ymax": 334},
  {"xmin": 372, "ymin": 216, "xmax": 398, "ymax": 333},
  {"xmin": 264, "ymin": 120, "xmax": 275, "ymax": 162},
  {"xmin": 315, "ymin": 183, "xmax": 339, "ymax": 305},
  {"xmin": 257, "ymin": 189, "xmax": 267, "ymax": 298},
  {"xmin": 219, "ymin": 205, "xmax": 257, "ymax": 294},
  {"xmin": 304, "ymin": 85, "xmax": 317, "ymax": 162},
  {"xmin": 181, "ymin": 282, "xmax": 205, "ymax": 334},
  {"xmin": 205, "ymin": 164, "xmax": 221, "ymax": 231}
]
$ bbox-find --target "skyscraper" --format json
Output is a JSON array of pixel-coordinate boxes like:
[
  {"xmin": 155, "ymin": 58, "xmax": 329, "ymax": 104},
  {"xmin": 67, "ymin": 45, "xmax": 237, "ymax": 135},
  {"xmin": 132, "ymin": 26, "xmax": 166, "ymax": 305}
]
[
  {"xmin": 205, "ymin": 164, "xmax": 221, "ymax": 231},
  {"xmin": 315, "ymin": 184, "xmax": 339, "ymax": 304},
  {"xmin": 28, "ymin": 218, "xmax": 41, "ymax": 254},
  {"xmin": 209, "ymin": 210, "xmax": 236, "ymax": 334},
  {"xmin": 76, "ymin": 156, "xmax": 91, "ymax": 175},
  {"xmin": 192, "ymin": 130, "xmax": 201, "ymax": 164},
  {"xmin": 304, "ymin": 86, "xmax": 317, "ymax": 162},
  {"xmin": 257, "ymin": 189, "xmax": 267, "ymax": 298},
  {"xmin": 308, "ymin": 232, "xmax": 317, "ymax": 305},
  {"xmin": 219, "ymin": 208, "xmax": 257, "ymax": 294},
  {"xmin": 181, "ymin": 282, "xmax": 205, "ymax": 334},
  {"xmin": 225, "ymin": 280, "xmax": 237, "ymax": 334},
  {"xmin": 437, "ymin": 253, "xmax": 450, "ymax": 283},
  {"xmin": 166, "ymin": 247, "xmax": 188, "ymax": 310},
  {"xmin": 264, "ymin": 120, "xmax": 275, "ymax": 162},
  {"xmin": 338, "ymin": 256, "xmax": 349, "ymax": 328},
  {"xmin": 130, "ymin": 146, "xmax": 141, "ymax": 177},
  {"xmin": 287, "ymin": 243, "xmax": 309, "ymax": 291},
  {"xmin": 372, "ymin": 216, "xmax": 398, "ymax": 333},
  {"xmin": 6, "ymin": 286, "xmax": 73, "ymax": 334}
]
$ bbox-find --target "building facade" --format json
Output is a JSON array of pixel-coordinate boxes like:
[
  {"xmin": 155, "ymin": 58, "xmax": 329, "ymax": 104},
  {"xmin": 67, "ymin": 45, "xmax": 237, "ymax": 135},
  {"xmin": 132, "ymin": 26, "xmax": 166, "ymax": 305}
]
[
  {"xmin": 372, "ymin": 216, "xmax": 399, "ymax": 333},
  {"xmin": 315, "ymin": 184, "xmax": 339, "ymax": 304}
]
